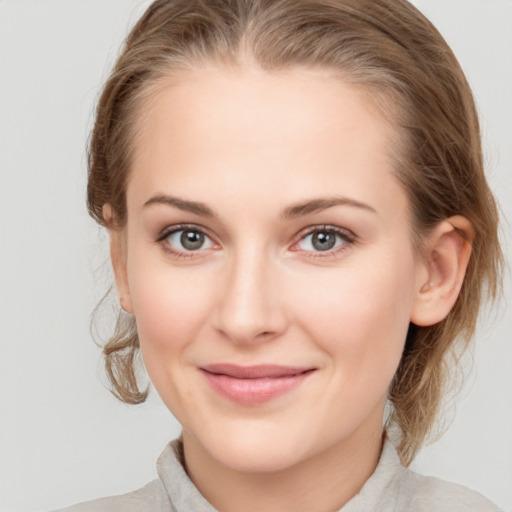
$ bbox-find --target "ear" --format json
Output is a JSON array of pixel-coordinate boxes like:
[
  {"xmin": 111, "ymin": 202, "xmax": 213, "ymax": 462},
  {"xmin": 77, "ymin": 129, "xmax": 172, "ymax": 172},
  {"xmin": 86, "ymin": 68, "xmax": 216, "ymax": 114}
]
[
  {"xmin": 410, "ymin": 216, "xmax": 473, "ymax": 327},
  {"xmin": 103, "ymin": 204, "xmax": 134, "ymax": 314}
]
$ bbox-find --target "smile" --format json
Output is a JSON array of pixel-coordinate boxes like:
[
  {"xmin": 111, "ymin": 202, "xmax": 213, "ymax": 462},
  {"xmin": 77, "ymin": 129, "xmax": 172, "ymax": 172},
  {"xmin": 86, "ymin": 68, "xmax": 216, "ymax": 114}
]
[{"xmin": 200, "ymin": 364, "xmax": 316, "ymax": 405}]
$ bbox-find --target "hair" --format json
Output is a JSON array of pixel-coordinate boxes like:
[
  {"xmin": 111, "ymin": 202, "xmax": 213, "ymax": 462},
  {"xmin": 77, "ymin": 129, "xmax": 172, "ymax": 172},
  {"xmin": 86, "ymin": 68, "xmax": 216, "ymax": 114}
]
[{"xmin": 87, "ymin": 0, "xmax": 502, "ymax": 465}]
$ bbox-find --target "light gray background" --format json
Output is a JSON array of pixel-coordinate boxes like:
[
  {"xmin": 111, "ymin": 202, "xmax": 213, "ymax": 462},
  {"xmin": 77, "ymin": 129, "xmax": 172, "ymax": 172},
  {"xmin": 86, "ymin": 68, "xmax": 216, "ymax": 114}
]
[{"xmin": 0, "ymin": 1, "xmax": 511, "ymax": 511}]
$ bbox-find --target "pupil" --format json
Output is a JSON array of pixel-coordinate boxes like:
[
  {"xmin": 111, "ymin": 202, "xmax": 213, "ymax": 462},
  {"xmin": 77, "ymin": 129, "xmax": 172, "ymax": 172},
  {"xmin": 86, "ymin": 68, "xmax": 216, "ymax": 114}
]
[
  {"xmin": 312, "ymin": 232, "xmax": 335, "ymax": 251},
  {"xmin": 181, "ymin": 230, "xmax": 204, "ymax": 250}
]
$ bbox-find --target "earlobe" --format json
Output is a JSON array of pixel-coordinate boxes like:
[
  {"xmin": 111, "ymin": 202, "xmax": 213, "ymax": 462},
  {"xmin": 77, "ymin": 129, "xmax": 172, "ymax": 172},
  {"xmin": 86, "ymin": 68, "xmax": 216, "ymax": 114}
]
[
  {"xmin": 410, "ymin": 216, "xmax": 473, "ymax": 327},
  {"xmin": 103, "ymin": 204, "xmax": 134, "ymax": 314}
]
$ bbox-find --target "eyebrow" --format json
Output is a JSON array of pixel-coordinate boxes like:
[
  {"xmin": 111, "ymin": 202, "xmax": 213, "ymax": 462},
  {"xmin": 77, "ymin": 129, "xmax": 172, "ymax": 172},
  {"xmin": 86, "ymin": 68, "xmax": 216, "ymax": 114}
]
[
  {"xmin": 281, "ymin": 196, "xmax": 377, "ymax": 219},
  {"xmin": 142, "ymin": 194, "xmax": 376, "ymax": 218},
  {"xmin": 143, "ymin": 195, "xmax": 215, "ymax": 217}
]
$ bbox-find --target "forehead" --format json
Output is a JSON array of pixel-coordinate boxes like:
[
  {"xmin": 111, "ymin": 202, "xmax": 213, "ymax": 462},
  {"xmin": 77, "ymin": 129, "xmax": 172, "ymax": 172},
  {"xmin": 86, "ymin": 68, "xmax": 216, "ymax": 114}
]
[{"xmin": 128, "ymin": 66, "xmax": 406, "ymax": 219}]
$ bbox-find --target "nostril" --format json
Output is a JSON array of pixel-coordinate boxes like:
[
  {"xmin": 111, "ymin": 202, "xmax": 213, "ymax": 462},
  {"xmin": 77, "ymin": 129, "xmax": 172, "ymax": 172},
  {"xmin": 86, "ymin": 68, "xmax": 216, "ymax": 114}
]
[{"xmin": 254, "ymin": 330, "xmax": 281, "ymax": 342}]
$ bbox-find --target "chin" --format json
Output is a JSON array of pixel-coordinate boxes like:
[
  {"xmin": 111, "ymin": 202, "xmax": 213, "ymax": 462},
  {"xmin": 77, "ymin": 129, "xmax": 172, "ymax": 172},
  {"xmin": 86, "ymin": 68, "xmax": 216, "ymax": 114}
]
[
  {"xmin": 187, "ymin": 418, "xmax": 315, "ymax": 474},
  {"xmin": 216, "ymin": 438, "xmax": 309, "ymax": 474}
]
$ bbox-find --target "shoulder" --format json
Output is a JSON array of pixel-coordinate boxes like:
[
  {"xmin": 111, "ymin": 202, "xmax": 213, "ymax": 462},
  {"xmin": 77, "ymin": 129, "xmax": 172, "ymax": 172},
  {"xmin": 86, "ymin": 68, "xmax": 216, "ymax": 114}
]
[
  {"xmin": 51, "ymin": 479, "xmax": 173, "ymax": 512},
  {"xmin": 362, "ymin": 438, "xmax": 504, "ymax": 512},
  {"xmin": 402, "ymin": 468, "xmax": 504, "ymax": 512}
]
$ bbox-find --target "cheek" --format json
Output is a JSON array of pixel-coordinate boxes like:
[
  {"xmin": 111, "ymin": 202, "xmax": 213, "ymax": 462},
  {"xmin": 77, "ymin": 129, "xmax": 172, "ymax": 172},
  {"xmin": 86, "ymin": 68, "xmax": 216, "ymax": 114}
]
[
  {"xmin": 291, "ymin": 252, "xmax": 416, "ymax": 381},
  {"xmin": 126, "ymin": 255, "xmax": 215, "ymax": 364},
  {"xmin": 128, "ymin": 263, "xmax": 218, "ymax": 413}
]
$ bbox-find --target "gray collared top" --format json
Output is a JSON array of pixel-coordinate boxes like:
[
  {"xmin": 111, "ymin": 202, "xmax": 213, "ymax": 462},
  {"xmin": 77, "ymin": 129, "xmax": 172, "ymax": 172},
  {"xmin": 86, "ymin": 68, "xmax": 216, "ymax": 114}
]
[{"xmin": 55, "ymin": 438, "xmax": 503, "ymax": 512}]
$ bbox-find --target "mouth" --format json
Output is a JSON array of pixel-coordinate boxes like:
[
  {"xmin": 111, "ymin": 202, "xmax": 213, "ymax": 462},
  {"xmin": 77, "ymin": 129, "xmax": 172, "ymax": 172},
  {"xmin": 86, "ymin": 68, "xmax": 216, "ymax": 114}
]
[{"xmin": 199, "ymin": 364, "xmax": 316, "ymax": 405}]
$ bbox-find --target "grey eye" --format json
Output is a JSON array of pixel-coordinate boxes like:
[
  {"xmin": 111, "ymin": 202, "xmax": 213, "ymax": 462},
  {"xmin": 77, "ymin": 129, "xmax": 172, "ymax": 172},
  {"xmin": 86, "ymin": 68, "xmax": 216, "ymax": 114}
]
[
  {"xmin": 165, "ymin": 229, "xmax": 214, "ymax": 252},
  {"xmin": 311, "ymin": 231, "xmax": 336, "ymax": 251},
  {"xmin": 180, "ymin": 230, "xmax": 205, "ymax": 250},
  {"xmin": 297, "ymin": 228, "xmax": 349, "ymax": 253}
]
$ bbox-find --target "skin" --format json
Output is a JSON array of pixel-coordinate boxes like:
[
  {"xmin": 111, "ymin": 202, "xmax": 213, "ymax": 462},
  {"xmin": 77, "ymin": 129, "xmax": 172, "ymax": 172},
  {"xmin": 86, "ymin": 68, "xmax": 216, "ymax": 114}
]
[{"xmin": 108, "ymin": 66, "xmax": 472, "ymax": 512}]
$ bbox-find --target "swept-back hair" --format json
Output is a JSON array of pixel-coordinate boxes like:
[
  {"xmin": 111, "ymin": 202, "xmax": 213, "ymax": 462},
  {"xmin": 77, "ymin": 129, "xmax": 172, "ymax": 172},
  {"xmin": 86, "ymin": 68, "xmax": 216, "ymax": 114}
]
[{"xmin": 87, "ymin": 0, "xmax": 502, "ymax": 465}]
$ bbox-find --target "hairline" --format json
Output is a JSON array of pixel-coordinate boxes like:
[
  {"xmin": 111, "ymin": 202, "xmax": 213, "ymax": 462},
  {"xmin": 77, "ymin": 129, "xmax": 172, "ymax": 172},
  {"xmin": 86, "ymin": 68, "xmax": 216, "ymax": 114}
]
[{"xmin": 123, "ymin": 57, "xmax": 422, "ymax": 244}]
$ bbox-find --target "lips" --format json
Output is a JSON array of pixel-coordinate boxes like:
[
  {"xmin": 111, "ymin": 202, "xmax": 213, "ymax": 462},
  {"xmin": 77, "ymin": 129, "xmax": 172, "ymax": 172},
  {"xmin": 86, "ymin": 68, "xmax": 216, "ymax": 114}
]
[{"xmin": 200, "ymin": 364, "xmax": 315, "ymax": 405}]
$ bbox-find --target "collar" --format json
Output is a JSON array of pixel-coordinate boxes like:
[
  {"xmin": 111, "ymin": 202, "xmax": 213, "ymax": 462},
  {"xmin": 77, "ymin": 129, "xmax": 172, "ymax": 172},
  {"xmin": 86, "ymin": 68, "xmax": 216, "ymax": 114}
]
[{"xmin": 156, "ymin": 436, "xmax": 408, "ymax": 512}]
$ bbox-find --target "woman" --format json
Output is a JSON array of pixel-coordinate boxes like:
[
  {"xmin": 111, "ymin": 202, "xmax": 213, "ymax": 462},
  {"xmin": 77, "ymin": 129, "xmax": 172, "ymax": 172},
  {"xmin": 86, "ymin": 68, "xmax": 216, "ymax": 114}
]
[{"xmin": 57, "ymin": 0, "xmax": 504, "ymax": 510}]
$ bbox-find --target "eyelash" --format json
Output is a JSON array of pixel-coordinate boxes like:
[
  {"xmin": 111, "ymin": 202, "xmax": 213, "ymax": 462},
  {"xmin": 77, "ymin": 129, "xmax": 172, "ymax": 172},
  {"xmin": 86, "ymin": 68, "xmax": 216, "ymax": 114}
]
[
  {"xmin": 156, "ymin": 224, "xmax": 356, "ymax": 260},
  {"xmin": 291, "ymin": 225, "xmax": 355, "ymax": 259},
  {"xmin": 156, "ymin": 224, "xmax": 216, "ymax": 259}
]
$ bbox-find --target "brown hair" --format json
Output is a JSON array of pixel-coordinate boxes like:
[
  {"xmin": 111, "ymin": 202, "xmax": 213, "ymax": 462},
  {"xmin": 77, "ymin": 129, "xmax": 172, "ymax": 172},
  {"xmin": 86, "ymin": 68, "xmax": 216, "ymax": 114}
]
[{"xmin": 87, "ymin": 0, "xmax": 502, "ymax": 465}]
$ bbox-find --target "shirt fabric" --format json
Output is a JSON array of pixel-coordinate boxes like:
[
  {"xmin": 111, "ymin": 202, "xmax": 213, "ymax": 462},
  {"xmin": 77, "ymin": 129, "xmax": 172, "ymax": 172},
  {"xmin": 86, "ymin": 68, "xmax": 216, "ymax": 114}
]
[{"xmin": 56, "ymin": 438, "xmax": 503, "ymax": 512}]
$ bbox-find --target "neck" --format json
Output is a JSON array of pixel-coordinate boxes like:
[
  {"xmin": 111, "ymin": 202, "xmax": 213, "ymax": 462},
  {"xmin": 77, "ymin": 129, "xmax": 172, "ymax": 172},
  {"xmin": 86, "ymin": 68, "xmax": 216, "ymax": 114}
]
[{"xmin": 182, "ymin": 426, "xmax": 385, "ymax": 512}]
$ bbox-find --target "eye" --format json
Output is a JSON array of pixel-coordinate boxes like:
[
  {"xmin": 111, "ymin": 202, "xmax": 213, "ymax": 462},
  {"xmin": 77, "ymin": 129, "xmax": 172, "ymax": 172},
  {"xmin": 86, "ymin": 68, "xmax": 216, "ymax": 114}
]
[
  {"xmin": 158, "ymin": 225, "xmax": 217, "ymax": 255},
  {"xmin": 294, "ymin": 226, "xmax": 354, "ymax": 255}
]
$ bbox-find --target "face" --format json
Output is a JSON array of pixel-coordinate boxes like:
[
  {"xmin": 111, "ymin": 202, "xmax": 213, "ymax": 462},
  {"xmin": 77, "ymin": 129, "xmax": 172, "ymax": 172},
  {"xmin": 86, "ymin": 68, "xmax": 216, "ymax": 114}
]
[{"xmin": 114, "ymin": 66, "xmax": 428, "ymax": 474}]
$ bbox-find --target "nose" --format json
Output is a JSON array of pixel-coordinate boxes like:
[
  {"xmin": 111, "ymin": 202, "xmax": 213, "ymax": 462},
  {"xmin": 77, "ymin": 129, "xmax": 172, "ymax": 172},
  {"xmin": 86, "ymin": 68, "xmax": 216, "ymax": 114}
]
[{"xmin": 212, "ymin": 247, "xmax": 288, "ymax": 345}]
